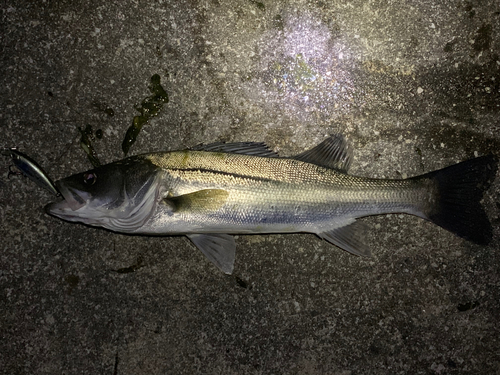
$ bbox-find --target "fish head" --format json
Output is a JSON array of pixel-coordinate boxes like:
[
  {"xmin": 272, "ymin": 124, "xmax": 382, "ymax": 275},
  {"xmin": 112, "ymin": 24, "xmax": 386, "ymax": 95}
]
[{"xmin": 46, "ymin": 157, "xmax": 161, "ymax": 232}]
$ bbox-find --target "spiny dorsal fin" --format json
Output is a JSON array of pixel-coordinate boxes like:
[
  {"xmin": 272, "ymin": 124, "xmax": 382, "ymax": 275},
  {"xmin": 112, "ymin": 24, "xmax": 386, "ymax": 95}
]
[
  {"xmin": 191, "ymin": 141, "xmax": 279, "ymax": 158},
  {"xmin": 187, "ymin": 233, "xmax": 236, "ymax": 274},
  {"xmin": 292, "ymin": 134, "xmax": 353, "ymax": 172}
]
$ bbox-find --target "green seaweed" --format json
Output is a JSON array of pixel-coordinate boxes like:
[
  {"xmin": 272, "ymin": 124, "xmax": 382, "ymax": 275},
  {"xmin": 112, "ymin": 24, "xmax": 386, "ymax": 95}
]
[
  {"xmin": 122, "ymin": 74, "xmax": 169, "ymax": 155},
  {"xmin": 92, "ymin": 101, "xmax": 115, "ymax": 117},
  {"xmin": 271, "ymin": 53, "xmax": 318, "ymax": 93},
  {"xmin": 457, "ymin": 301, "xmax": 479, "ymax": 312},
  {"xmin": 65, "ymin": 274, "xmax": 80, "ymax": 295},
  {"xmin": 115, "ymin": 256, "xmax": 144, "ymax": 274},
  {"xmin": 79, "ymin": 124, "xmax": 101, "ymax": 167},
  {"xmin": 250, "ymin": 0, "xmax": 265, "ymax": 10},
  {"xmin": 273, "ymin": 14, "xmax": 284, "ymax": 31},
  {"xmin": 294, "ymin": 54, "xmax": 316, "ymax": 86}
]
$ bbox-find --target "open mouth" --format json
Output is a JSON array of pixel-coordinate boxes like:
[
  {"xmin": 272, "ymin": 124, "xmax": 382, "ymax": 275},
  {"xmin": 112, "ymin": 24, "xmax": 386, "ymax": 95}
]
[{"xmin": 45, "ymin": 181, "xmax": 90, "ymax": 217}]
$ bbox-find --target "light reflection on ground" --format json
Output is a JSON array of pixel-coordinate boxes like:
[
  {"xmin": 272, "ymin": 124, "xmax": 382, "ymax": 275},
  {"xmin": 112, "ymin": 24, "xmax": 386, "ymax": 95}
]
[{"xmin": 259, "ymin": 11, "xmax": 360, "ymax": 117}]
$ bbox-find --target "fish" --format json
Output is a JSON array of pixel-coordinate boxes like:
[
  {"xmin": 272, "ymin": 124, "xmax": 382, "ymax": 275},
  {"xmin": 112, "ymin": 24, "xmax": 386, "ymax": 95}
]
[
  {"xmin": 4, "ymin": 148, "xmax": 60, "ymax": 196},
  {"xmin": 46, "ymin": 135, "xmax": 498, "ymax": 274}
]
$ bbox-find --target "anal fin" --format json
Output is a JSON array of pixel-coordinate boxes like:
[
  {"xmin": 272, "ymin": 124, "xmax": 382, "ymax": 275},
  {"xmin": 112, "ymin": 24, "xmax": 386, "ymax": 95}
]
[
  {"xmin": 187, "ymin": 234, "xmax": 236, "ymax": 274},
  {"xmin": 317, "ymin": 220, "xmax": 371, "ymax": 257}
]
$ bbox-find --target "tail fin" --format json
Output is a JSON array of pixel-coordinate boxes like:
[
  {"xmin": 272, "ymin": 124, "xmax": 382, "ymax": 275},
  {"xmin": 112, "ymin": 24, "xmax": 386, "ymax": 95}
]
[{"xmin": 416, "ymin": 155, "xmax": 498, "ymax": 245}]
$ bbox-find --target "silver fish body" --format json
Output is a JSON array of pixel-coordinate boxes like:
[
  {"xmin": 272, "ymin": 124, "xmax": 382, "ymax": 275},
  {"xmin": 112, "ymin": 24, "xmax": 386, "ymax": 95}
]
[
  {"xmin": 140, "ymin": 151, "xmax": 431, "ymax": 235},
  {"xmin": 46, "ymin": 136, "xmax": 498, "ymax": 274}
]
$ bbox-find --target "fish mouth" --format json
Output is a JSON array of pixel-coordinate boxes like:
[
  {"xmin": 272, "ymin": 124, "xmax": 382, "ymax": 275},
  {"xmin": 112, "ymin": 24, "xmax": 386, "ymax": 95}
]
[{"xmin": 45, "ymin": 181, "xmax": 91, "ymax": 218}]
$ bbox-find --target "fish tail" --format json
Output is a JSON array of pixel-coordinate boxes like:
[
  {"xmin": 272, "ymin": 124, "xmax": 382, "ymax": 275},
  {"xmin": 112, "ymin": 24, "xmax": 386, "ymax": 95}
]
[{"xmin": 415, "ymin": 155, "xmax": 498, "ymax": 245}]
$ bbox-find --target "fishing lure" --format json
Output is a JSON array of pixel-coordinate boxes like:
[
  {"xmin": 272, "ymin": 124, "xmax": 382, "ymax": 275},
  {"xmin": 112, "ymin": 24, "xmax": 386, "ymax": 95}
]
[{"xmin": 4, "ymin": 148, "xmax": 60, "ymax": 196}]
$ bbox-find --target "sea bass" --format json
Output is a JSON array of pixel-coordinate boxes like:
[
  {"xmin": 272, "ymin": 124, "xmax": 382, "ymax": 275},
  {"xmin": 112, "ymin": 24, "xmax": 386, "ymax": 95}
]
[{"xmin": 46, "ymin": 135, "xmax": 498, "ymax": 274}]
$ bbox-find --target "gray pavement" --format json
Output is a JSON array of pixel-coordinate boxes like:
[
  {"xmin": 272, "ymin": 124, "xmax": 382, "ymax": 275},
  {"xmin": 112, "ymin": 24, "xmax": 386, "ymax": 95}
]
[{"xmin": 1, "ymin": 0, "xmax": 499, "ymax": 374}]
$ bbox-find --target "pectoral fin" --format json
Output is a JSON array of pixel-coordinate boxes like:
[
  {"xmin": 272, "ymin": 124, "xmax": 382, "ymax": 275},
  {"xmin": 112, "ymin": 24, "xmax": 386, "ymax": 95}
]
[
  {"xmin": 164, "ymin": 189, "xmax": 229, "ymax": 212},
  {"xmin": 187, "ymin": 234, "xmax": 236, "ymax": 274},
  {"xmin": 318, "ymin": 220, "xmax": 371, "ymax": 257}
]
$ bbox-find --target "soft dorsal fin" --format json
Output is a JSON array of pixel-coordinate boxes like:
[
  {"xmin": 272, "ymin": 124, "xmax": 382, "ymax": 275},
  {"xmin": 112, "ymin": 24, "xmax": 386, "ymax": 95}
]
[
  {"xmin": 191, "ymin": 141, "xmax": 279, "ymax": 158},
  {"xmin": 292, "ymin": 134, "xmax": 353, "ymax": 172}
]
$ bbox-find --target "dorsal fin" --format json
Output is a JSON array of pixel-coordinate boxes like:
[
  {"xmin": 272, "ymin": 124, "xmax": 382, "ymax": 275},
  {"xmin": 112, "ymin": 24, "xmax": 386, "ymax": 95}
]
[
  {"xmin": 292, "ymin": 134, "xmax": 353, "ymax": 172},
  {"xmin": 191, "ymin": 141, "xmax": 279, "ymax": 158}
]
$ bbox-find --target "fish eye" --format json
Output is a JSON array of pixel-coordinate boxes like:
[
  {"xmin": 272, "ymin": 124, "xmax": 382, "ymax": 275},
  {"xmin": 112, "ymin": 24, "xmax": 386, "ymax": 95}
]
[{"xmin": 83, "ymin": 172, "xmax": 97, "ymax": 185}]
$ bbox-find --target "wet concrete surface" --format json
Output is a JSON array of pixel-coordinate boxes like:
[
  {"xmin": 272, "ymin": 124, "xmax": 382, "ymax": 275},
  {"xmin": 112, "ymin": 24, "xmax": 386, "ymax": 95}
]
[{"xmin": 1, "ymin": 0, "xmax": 500, "ymax": 374}]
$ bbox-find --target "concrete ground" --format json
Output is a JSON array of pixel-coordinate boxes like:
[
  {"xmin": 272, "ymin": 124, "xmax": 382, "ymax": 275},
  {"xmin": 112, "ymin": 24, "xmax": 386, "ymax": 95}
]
[{"xmin": 1, "ymin": 0, "xmax": 499, "ymax": 374}]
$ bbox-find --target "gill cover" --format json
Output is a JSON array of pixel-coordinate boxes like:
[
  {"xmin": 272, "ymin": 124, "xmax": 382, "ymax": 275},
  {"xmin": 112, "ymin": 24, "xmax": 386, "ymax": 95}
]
[{"xmin": 46, "ymin": 156, "xmax": 161, "ymax": 232}]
